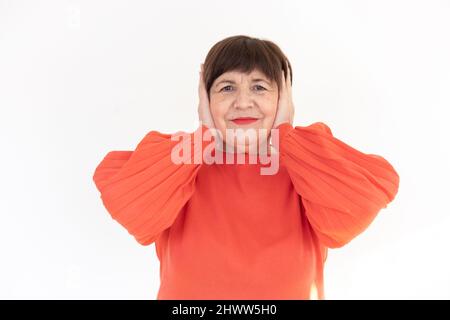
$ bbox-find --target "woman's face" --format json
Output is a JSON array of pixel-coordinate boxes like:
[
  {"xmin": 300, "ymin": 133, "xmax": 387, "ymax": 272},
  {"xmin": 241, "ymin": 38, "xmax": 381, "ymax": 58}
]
[{"xmin": 209, "ymin": 68, "xmax": 279, "ymax": 153}]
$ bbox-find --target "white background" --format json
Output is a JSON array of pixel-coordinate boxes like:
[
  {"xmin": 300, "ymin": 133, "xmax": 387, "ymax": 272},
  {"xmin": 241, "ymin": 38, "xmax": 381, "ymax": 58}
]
[{"xmin": 1, "ymin": 0, "xmax": 449, "ymax": 299}]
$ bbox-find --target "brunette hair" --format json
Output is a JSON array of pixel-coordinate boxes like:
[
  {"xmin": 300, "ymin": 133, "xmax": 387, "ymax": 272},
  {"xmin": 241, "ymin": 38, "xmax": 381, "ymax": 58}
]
[{"xmin": 202, "ymin": 35, "xmax": 292, "ymax": 100}]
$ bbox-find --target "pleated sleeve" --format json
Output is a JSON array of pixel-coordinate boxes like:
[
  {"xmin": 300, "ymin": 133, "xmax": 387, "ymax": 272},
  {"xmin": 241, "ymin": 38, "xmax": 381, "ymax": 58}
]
[
  {"xmin": 276, "ymin": 122, "xmax": 400, "ymax": 248},
  {"xmin": 92, "ymin": 124, "xmax": 215, "ymax": 246}
]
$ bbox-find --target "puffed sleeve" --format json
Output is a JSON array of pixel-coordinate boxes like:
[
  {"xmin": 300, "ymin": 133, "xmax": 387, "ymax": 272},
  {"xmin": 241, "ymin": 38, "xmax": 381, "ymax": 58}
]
[
  {"xmin": 276, "ymin": 122, "xmax": 400, "ymax": 248},
  {"xmin": 92, "ymin": 124, "xmax": 215, "ymax": 246}
]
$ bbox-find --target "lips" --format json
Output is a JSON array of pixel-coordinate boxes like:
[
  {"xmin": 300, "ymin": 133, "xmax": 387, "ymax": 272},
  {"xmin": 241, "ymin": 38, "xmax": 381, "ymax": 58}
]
[{"xmin": 231, "ymin": 117, "xmax": 259, "ymax": 125}]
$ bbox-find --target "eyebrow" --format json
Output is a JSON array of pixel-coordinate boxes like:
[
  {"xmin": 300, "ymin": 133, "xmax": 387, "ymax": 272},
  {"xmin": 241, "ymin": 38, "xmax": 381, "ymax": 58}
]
[{"xmin": 215, "ymin": 78, "xmax": 272, "ymax": 87}]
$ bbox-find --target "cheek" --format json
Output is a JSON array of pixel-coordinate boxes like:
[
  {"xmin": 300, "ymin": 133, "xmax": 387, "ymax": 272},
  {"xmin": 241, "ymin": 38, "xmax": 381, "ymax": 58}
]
[
  {"xmin": 262, "ymin": 104, "xmax": 277, "ymax": 118},
  {"xmin": 254, "ymin": 100, "xmax": 276, "ymax": 134},
  {"xmin": 209, "ymin": 100, "xmax": 228, "ymax": 133},
  {"xmin": 210, "ymin": 101, "xmax": 226, "ymax": 120},
  {"xmin": 260, "ymin": 93, "xmax": 278, "ymax": 115},
  {"xmin": 260, "ymin": 100, "xmax": 278, "ymax": 123}
]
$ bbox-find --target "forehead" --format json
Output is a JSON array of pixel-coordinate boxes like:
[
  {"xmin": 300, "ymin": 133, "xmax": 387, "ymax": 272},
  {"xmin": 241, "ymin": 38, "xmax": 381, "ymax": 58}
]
[{"xmin": 215, "ymin": 69, "xmax": 271, "ymax": 82}]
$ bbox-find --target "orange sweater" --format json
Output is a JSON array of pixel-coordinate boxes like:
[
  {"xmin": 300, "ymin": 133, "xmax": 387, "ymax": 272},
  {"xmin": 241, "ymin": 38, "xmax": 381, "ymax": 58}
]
[{"xmin": 92, "ymin": 122, "xmax": 399, "ymax": 299}]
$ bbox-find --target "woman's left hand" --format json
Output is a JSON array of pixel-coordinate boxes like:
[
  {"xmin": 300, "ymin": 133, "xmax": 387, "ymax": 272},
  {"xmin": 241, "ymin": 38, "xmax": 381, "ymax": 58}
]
[{"xmin": 273, "ymin": 63, "xmax": 295, "ymax": 129}]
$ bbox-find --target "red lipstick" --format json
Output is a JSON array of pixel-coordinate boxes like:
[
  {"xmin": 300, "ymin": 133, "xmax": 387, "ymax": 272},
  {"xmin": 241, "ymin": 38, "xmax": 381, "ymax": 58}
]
[{"xmin": 231, "ymin": 117, "xmax": 259, "ymax": 125}]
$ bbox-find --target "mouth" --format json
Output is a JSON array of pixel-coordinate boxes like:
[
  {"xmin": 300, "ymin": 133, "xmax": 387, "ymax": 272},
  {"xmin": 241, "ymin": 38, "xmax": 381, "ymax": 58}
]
[{"xmin": 230, "ymin": 117, "xmax": 260, "ymax": 125}]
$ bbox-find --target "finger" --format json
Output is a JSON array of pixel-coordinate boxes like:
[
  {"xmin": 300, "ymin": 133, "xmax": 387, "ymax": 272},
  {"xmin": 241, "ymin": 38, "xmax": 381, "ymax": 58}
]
[
  {"xmin": 278, "ymin": 70, "xmax": 285, "ymax": 100},
  {"xmin": 287, "ymin": 66, "xmax": 290, "ymax": 86},
  {"xmin": 200, "ymin": 66, "xmax": 206, "ymax": 87},
  {"xmin": 284, "ymin": 60, "xmax": 289, "ymax": 84},
  {"xmin": 199, "ymin": 72, "xmax": 206, "ymax": 93},
  {"xmin": 199, "ymin": 78, "xmax": 206, "ymax": 102},
  {"xmin": 199, "ymin": 78, "xmax": 208, "ymax": 102},
  {"xmin": 286, "ymin": 64, "xmax": 292, "ymax": 94},
  {"xmin": 286, "ymin": 61, "xmax": 291, "ymax": 86},
  {"xmin": 199, "ymin": 76, "xmax": 207, "ymax": 94}
]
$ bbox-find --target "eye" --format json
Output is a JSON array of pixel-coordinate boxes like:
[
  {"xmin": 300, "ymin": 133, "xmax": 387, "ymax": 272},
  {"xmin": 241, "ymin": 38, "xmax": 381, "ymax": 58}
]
[
  {"xmin": 220, "ymin": 85, "xmax": 233, "ymax": 92},
  {"xmin": 254, "ymin": 85, "xmax": 266, "ymax": 91}
]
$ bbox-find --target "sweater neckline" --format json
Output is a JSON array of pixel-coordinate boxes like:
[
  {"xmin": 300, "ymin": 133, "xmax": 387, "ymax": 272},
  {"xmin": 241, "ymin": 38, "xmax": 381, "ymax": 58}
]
[{"xmin": 208, "ymin": 147, "xmax": 277, "ymax": 166}]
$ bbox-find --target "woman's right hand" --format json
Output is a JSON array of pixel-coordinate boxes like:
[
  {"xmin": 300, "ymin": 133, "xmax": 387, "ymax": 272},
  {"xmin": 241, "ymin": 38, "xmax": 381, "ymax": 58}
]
[{"xmin": 197, "ymin": 63, "xmax": 215, "ymax": 129}]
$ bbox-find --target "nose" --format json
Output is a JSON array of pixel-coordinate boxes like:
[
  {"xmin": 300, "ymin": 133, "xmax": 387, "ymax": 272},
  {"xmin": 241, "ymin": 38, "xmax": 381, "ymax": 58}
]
[{"xmin": 233, "ymin": 89, "xmax": 254, "ymax": 110}]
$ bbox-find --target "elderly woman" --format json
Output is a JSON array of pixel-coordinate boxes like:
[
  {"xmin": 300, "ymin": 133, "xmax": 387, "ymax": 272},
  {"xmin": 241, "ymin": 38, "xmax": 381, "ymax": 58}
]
[{"xmin": 92, "ymin": 35, "xmax": 399, "ymax": 300}]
